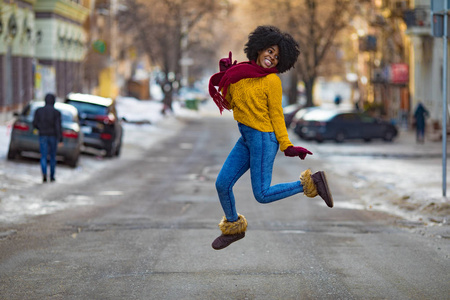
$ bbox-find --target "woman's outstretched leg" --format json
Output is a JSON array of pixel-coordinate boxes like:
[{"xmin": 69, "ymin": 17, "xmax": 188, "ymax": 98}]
[{"xmin": 213, "ymin": 137, "xmax": 250, "ymax": 250}]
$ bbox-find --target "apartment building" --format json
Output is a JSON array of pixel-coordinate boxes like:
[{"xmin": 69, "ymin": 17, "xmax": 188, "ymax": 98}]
[{"xmin": 0, "ymin": 0, "xmax": 89, "ymax": 121}]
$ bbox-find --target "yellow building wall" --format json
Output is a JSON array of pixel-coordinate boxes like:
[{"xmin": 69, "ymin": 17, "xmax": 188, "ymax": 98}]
[{"xmin": 98, "ymin": 67, "xmax": 119, "ymax": 99}]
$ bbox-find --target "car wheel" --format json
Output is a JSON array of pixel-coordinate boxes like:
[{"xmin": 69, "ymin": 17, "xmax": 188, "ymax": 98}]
[
  {"xmin": 335, "ymin": 131, "xmax": 345, "ymax": 143},
  {"xmin": 105, "ymin": 142, "xmax": 116, "ymax": 157},
  {"xmin": 105, "ymin": 147, "xmax": 114, "ymax": 157},
  {"xmin": 115, "ymin": 141, "xmax": 122, "ymax": 157},
  {"xmin": 383, "ymin": 130, "xmax": 394, "ymax": 142},
  {"xmin": 66, "ymin": 153, "xmax": 79, "ymax": 168},
  {"xmin": 7, "ymin": 145, "xmax": 18, "ymax": 160}
]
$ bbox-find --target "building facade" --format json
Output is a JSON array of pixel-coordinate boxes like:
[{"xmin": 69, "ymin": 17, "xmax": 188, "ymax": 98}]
[
  {"xmin": 405, "ymin": 0, "xmax": 445, "ymax": 125},
  {"xmin": 0, "ymin": 0, "xmax": 89, "ymax": 121}
]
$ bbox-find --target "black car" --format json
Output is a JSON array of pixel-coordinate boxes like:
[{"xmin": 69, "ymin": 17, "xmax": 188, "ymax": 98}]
[
  {"xmin": 7, "ymin": 101, "xmax": 82, "ymax": 167},
  {"xmin": 65, "ymin": 93, "xmax": 123, "ymax": 157},
  {"xmin": 299, "ymin": 109, "xmax": 398, "ymax": 143}
]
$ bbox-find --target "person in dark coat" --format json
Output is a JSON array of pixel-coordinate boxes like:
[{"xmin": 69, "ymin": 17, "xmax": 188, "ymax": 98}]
[
  {"xmin": 413, "ymin": 102, "xmax": 429, "ymax": 144},
  {"xmin": 33, "ymin": 93, "xmax": 63, "ymax": 182}
]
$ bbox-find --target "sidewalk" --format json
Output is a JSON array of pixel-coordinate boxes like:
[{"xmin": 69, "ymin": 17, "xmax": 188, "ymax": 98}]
[
  {"xmin": 313, "ymin": 128, "xmax": 447, "ymax": 158},
  {"xmin": 293, "ymin": 128, "xmax": 450, "ymax": 233}
]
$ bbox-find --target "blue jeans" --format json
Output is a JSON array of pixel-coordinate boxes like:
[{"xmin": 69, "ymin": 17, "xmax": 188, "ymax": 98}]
[
  {"xmin": 39, "ymin": 136, "xmax": 57, "ymax": 179},
  {"xmin": 216, "ymin": 123, "xmax": 303, "ymax": 222}
]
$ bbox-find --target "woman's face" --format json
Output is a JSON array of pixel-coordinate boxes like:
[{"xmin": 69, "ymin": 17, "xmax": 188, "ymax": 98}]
[{"xmin": 256, "ymin": 45, "xmax": 279, "ymax": 69}]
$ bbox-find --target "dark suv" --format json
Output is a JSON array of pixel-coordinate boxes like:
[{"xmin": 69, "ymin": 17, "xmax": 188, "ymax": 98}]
[{"xmin": 65, "ymin": 93, "xmax": 123, "ymax": 157}]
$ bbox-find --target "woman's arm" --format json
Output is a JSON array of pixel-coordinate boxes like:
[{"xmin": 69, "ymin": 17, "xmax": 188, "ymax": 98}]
[{"xmin": 266, "ymin": 74, "xmax": 293, "ymax": 151}]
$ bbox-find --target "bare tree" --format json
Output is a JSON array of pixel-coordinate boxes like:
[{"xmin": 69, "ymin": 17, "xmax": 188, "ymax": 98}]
[
  {"xmin": 293, "ymin": 0, "xmax": 353, "ymax": 107},
  {"xmin": 244, "ymin": 0, "xmax": 354, "ymax": 107},
  {"xmin": 118, "ymin": 0, "xmax": 229, "ymax": 112}
]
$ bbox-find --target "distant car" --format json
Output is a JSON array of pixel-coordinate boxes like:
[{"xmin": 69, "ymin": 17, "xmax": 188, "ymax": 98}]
[
  {"xmin": 176, "ymin": 87, "xmax": 209, "ymax": 110},
  {"xmin": 65, "ymin": 93, "xmax": 123, "ymax": 157},
  {"xmin": 299, "ymin": 109, "xmax": 398, "ymax": 143},
  {"xmin": 7, "ymin": 101, "xmax": 82, "ymax": 167},
  {"xmin": 283, "ymin": 104, "xmax": 304, "ymax": 128},
  {"xmin": 176, "ymin": 87, "xmax": 208, "ymax": 103},
  {"xmin": 291, "ymin": 107, "xmax": 320, "ymax": 137}
]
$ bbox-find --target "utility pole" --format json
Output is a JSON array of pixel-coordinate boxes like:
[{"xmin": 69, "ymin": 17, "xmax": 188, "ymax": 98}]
[
  {"xmin": 431, "ymin": 0, "xmax": 448, "ymax": 197},
  {"xmin": 444, "ymin": 1, "xmax": 448, "ymax": 197}
]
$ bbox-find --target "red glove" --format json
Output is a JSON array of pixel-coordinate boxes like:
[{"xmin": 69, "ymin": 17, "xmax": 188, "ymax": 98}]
[
  {"xmin": 284, "ymin": 146, "xmax": 313, "ymax": 160},
  {"xmin": 219, "ymin": 51, "xmax": 237, "ymax": 72}
]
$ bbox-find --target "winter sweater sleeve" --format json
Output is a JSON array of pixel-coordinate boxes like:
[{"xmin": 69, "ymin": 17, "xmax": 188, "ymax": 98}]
[
  {"xmin": 226, "ymin": 73, "xmax": 293, "ymax": 151},
  {"xmin": 266, "ymin": 74, "xmax": 293, "ymax": 151}
]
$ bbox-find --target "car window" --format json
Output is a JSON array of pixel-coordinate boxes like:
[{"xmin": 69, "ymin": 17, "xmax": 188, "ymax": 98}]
[
  {"xmin": 332, "ymin": 113, "xmax": 357, "ymax": 122},
  {"xmin": 342, "ymin": 114, "xmax": 359, "ymax": 121},
  {"xmin": 294, "ymin": 108, "xmax": 314, "ymax": 120},
  {"xmin": 359, "ymin": 114, "xmax": 375, "ymax": 123},
  {"xmin": 27, "ymin": 103, "xmax": 74, "ymax": 123},
  {"xmin": 303, "ymin": 109, "xmax": 338, "ymax": 121},
  {"xmin": 27, "ymin": 104, "xmax": 47, "ymax": 122},
  {"xmin": 22, "ymin": 105, "xmax": 34, "ymax": 122},
  {"xmin": 66, "ymin": 100, "xmax": 108, "ymax": 116},
  {"xmin": 333, "ymin": 115, "xmax": 344, "ymax": 121},
  {"xmin": 59, "ymin": 110, "xmax": 75, "ymax": 122}
]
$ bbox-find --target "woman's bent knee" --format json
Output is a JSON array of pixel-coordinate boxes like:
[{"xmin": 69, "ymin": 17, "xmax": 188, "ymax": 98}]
[
  {"xmin": 215, "ymin": 179, "xmax": 228, "ymax": 194},
  {"xmin": 253, "ymin": 192, "xmax": 267, "ymax": 204}
]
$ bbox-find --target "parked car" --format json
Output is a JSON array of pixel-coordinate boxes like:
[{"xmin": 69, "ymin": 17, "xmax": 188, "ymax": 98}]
[
  {"xmin": 65, "ymin": 93, "xmax": 123, "ymax": 157},
  {"xmin": 299, "ymin": 109, "xmax": 398, "ymax": 143},
  {"xmin": 7, "ymin": 101, "xmax": 82, "ymax": 167},
  {"xmin": 176, "ymin": 87, "xmax": 208, "ymax": 110},
  {"xmin": 177, "ymin": 87, "xmax": 208, "ymax": 102}
]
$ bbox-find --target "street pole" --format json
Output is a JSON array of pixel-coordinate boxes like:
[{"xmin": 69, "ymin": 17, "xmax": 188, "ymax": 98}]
[{"xmin": 443, "ymin": 1, "xmax": 448, "ymax": 197}]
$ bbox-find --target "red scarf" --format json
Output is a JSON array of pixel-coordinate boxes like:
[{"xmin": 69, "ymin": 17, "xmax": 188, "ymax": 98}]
[{"xmin": 208, "ymin": 60, "xmax": 278, "ymax": 113}]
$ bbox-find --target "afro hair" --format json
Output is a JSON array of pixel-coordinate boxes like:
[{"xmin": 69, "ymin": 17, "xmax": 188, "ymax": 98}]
[{"xmin": 244, "ymin": 25, "xmax": 300, "ymax": 74}]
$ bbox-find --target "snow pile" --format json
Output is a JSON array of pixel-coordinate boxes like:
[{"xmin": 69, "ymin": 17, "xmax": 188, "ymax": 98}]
[
  {"xmin": 301, "ymin": 134, "xmax": 450, "ymax": 225},
  {"xmin": 0, "ymin": 97, "xmax": 188, "ymax": 223}
]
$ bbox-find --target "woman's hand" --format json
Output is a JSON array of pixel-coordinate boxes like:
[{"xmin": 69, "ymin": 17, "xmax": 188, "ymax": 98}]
[
  {"xmin": 219, "ymin": 52, "xmax": 237, "ymax": 72},
  {"xmin": 284, "ymin": 146, "xmax": 313, "ymax": 160}
]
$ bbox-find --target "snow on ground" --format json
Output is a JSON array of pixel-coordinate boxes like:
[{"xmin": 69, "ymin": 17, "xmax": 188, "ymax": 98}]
[
  {"xmin": 0, "ymin": 97, "xmax": 449, "ymax": 227},
  {"xmin": 0, "ymin": 97, "xmax": 194, "ymax": 223},
  {"xmin": 295, "ymin": 132, "xmax": 450, "ymax": 225}
]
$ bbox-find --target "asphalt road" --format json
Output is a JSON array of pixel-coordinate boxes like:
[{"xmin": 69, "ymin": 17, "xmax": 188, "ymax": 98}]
[{"xmin": 0, "ymin": 117, "xmax": 449, "ymax": 299}]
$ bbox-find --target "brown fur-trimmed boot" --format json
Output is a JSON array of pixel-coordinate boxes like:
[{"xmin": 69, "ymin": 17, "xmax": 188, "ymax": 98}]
[
  {"xmin": 300, "ymin": 169, "xmax": 333, "ymax": 208},
  {"xmin": 212, "ymin": 214, "xmax": 247, "ymax": 250}
]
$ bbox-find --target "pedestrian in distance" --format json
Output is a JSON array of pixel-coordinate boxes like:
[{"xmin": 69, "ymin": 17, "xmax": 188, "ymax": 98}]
[
  {"xmin": 33, "ymin": 93, "xmax": 63, "ymax": 183},
  {"xmin": 413, "ymin": 102, "xmax": 429, "ymax": 144},
  {"xmin": 208, "ymin": 25, "xmax": 334, "ymax": 250},
  {"xmin": 334, "ymin": 94, "xmax": 342, "ymax": 106}
]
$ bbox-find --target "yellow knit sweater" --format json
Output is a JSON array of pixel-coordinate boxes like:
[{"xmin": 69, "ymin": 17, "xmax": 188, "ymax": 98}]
[{"xmin": 225, "ymin": 73, "xmax": 293, "ymax": 151}]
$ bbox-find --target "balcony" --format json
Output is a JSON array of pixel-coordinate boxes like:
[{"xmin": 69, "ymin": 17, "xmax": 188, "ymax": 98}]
[{"xmin": 404, "ymin": 6, "xmax": 432, "ymax": 36}]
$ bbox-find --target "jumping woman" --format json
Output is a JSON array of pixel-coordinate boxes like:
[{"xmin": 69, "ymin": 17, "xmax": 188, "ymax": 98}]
[{"xmin": 208, "ymin": 25, "xmax": 333, "ymax": 250}]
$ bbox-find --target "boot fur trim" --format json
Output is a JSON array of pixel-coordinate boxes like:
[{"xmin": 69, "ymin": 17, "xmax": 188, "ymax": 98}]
[
  {"xmin": 218, "ymin": 214, "xmax": 248, "ymax": 235},
  {"xmin": 300, "ymin": 169, "xmax": 318, "ymax": 198}
]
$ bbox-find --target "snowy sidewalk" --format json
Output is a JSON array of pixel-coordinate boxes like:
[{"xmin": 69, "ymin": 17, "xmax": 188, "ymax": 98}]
[
  {"xmin": 293, "ymin": 128, "xmax": 450, "ymax": 235},
  {"xmin": 313, "ymin": 128, "xmax": 447, "ymax": 159}
]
